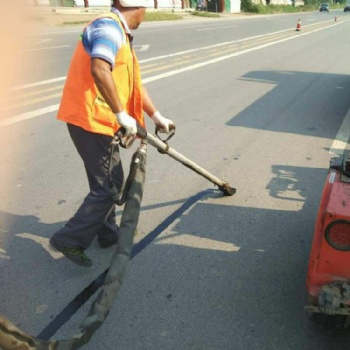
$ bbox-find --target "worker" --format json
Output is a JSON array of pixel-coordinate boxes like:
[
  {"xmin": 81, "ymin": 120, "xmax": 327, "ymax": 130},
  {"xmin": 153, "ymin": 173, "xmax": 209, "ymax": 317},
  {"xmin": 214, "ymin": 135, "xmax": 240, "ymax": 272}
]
[{"xmin": 49, "ymin": 0, "xmax": 175, "ymax": 267}]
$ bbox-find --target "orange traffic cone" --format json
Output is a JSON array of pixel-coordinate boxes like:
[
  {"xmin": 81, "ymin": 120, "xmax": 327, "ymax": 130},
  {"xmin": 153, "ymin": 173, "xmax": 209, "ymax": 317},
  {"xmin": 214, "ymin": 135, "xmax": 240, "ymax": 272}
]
[{"xmin": 296, "ymin": 19, "xmax": 301, "ymax": 31}]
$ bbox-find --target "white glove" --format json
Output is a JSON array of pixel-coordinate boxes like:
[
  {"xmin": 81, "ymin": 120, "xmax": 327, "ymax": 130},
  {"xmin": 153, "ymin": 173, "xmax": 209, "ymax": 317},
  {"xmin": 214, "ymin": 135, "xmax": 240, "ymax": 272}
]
[
  {"xmin": 115, "ymin": 111, "xmax": 137, "ymax": 137},
  {"xmin": 150, "ymin": 111, "xmax": 175, "ymax": 134}
]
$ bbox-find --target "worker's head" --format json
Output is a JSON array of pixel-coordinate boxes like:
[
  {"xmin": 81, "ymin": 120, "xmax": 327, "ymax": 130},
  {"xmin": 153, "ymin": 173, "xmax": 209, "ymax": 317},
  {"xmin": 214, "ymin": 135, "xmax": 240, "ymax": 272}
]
[{"xmin": 113, "ymin": 0, "xmax": 148, "ymax": 29}]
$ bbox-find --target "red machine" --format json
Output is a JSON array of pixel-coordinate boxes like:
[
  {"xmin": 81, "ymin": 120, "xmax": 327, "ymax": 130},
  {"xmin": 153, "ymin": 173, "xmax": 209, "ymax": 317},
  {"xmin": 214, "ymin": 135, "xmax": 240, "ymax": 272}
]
[{"xmin": 306, "ymin": 152, "xmax": 350, "ymax": 328}]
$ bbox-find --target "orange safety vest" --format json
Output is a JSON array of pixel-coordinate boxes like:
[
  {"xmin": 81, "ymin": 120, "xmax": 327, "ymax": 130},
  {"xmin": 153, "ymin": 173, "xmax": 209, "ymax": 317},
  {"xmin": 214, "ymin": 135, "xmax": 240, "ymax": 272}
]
[{"xmin": 57, "ymin": 12, "xmax": 144, "ymax": 137}]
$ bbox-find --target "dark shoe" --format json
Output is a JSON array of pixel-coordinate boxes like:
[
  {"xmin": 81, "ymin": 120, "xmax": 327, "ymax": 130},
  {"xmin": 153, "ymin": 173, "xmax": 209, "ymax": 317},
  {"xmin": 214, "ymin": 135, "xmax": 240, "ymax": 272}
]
[
  {"xmin": 98, "ymin": 237, "xmax": 118, "ymax": 249},
  {"xmin": 50, "ymin": 238, "xmax": 92, "ymax": 267}
]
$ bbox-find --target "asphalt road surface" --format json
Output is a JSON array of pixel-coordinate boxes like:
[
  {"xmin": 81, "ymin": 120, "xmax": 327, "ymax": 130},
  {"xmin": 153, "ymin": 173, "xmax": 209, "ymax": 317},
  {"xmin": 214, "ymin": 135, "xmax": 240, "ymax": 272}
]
[{"xmin": 1, "ymin": 9, "xmax": 350, "ymax": 350}]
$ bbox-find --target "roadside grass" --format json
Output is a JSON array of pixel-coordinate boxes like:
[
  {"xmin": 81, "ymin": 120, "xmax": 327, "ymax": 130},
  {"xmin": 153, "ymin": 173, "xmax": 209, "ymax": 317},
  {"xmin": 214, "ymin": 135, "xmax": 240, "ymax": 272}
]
[
  {"xmin": 250, "ymin": 4, "xmax": 316, "ymax": 13},
  {"xmin": 33, "ymin": 2, "xmax": 347, "ymax": 26},
  {"xmin": 62, "ymin": 20, "xmax": 92, "ymax": 25},
  {"xmin": 241, "ymin": 2, "xmax": 344, "ymax": 14},
  {"xmin": 144, "ymin": 11, "xmax": 183, "ymax": 21},
  {"xmin": 60, "ymin": 11, "xmax": 183, "ymax": 25},
  {"xmin": 191, "ymin": 10, "xmax": 221, "ymax": 18}
]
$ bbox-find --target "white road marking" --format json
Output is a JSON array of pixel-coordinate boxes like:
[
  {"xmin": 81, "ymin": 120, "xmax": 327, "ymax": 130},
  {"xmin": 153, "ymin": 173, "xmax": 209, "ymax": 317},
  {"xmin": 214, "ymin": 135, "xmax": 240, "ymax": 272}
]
[
  {"xmin": 0, "ymin": 248, "xmax": 10, "ymax": 260},
  {"xmin": 35, "ymin": 39, "xmax": 52, "ymax": 44},
  {"xmin": 30, "ymin": 29, "xmax": 82, "ymax": 36},
  {"xmin": 22, "ymin": 45, "xmax": 71, "ymax": 52},
  {"xmin": 143, "ymin": 21, "xmax": 343, "ymax": 84},
  {"xmin": 196, "ymin": 25, "xmax": 238, "ymax": 31},
  {"xmin": 9, "ymin": 77, "xmax": 67, "ymax": 91},
  {"xmin": 139, "ymin": 29, "xmax": 294, "ymax": 64},
  {"xmin": 134, "ymin": 44, "xmax": 150, "ymax": 51},
  {"xmin": 16, "ymin": 233, "xmax": 63, "ymax": 259},
  {"xmin": 329, "ymin": 107, "xmax": 350, "ymax": 155},
  {"xmin": 23, "ymin": 42, "xmax": 147, "ymax": 53},
  {"xmin": 0, "ymin": 104, "xmax": 59, "ymax": 127},
  {"xmin": 2, "ymin": 16, "xmax": 350, "ymax": 161},
  {"xmin": 155, "ymin": 233, "xmax": 240, "ymax": 252}
]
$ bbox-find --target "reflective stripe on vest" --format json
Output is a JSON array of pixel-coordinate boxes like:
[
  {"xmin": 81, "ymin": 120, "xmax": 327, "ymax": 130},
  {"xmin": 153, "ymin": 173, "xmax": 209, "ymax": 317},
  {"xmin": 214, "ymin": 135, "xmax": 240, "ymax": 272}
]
[{"xmin": 57, "ymin": 12, "xmax": 144, "ymax": 137}]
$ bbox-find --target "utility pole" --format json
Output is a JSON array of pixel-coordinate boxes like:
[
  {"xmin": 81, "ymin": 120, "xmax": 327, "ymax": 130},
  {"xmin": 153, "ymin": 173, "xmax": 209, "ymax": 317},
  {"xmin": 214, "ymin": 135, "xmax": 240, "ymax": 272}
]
[{"xmin": 84, "ymin": 0, "xmax": 89, "ymax": 7}]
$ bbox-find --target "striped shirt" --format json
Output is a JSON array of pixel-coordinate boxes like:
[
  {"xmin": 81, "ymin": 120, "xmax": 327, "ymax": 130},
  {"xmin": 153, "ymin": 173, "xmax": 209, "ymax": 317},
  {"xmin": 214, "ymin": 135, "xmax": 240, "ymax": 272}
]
[{"xmin": 82, "ymin": 8, "xmax": 131, "ymax": 70}]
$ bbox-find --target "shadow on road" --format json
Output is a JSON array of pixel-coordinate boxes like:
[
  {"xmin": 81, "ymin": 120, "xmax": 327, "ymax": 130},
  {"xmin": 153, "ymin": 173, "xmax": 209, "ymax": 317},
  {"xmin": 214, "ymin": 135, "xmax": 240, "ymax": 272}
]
[{"xmin": 1, "ymin": 68, "xmax": 350, "ymax": 348}]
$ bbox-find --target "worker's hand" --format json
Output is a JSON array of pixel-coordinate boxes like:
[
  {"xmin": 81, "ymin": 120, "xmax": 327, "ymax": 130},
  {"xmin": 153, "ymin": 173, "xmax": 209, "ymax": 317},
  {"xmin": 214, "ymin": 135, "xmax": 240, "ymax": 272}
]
[
  {"xmin": 150, "ymin": 111, "xmax": 175, "ymax": 134},
  {"xmin": 115, "ymin": 111, "xmax": 137, "ymax": 137}
]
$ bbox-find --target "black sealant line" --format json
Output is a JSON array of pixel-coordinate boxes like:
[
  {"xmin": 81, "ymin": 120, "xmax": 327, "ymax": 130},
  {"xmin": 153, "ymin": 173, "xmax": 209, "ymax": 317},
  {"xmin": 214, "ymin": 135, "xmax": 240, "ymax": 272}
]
[{"xmin": 37, "ymin": 189, "xmax": 212, "ymax": 341}]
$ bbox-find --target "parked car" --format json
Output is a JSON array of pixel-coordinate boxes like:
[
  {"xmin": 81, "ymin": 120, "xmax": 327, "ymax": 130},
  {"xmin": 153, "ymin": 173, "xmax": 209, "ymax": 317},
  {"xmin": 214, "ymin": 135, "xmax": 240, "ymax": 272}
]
[
  {"xmin": 319, "ymin": 3, "xmax": 329, "ymax": 11},
  {"xmin": 344, "ymin": 4, "xmax": 350, "ymax": 11}
]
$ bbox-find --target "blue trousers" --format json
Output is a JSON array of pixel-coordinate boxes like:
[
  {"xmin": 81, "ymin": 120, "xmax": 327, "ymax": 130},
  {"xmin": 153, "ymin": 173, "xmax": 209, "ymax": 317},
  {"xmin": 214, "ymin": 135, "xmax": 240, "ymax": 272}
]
[{"xmin": 51, "ymin": 123, "xmax": 123, "ymax": 249}]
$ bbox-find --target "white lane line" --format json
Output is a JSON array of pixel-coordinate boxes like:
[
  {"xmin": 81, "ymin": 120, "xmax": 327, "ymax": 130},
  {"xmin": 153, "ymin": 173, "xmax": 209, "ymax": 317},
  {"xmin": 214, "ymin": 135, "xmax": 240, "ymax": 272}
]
[
  {"xmin": 9, "ymin": 77, "xmax": 67, "ymax": 91},
  {"xmin": 34, "ymin": 39, "xmax": 52, "ymax": 44},
  {"xmin": 22, "ymin": 45, "xmax": 71, "ymax": 52},
  {"xmin": 139, "ymin": 28, "xmax": 295, "ymax": 64},
  {"xmin": 196, "ymin": 25, "xmax": 239, "ymax": 31},
  {"xmin": 30, "ymin": 29, "xmax": 82, "ymax": 36},
  {"xmin": 11, "ymin": 21, "xmax": 342, "ymax": 89},
  {"xmin": 0, "ymin": 105, "xmax": 59, "ymax": 127},
  {"xmin": 21, "ymin": 43, "xmax": 143, "ymax": 56},
  {"xmin": 143, "ymin": 21, "xmax": 344, "ymax": 84},
  {"xmin": 329, "ymin": 107, "xmax": 350, "ymax": 155},
  {"xmin": 12, "ymin": 44, "xmax": 147, "ymax": 91},
  {"xmin": 139, "ymin": 19, "xmax": 344, "ymax": 64},
  {"xmin": 1, "ymin": 20, "xmax": 348, "ymax": 128}
]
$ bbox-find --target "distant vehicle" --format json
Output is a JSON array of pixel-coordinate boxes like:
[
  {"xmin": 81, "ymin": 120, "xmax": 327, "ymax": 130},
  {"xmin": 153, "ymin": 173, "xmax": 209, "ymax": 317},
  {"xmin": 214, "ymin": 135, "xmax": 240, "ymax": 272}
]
[
  {"xmin": 344, "ymin": 4, "xmax": 350, "ymax": 11},
  {"xmin": 196, "ymin": 0, "xmax": 207, "ymax": 11},
  {"xmin": 319, "ymin": 3, "xmax": 329, "ymax": 11}
]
